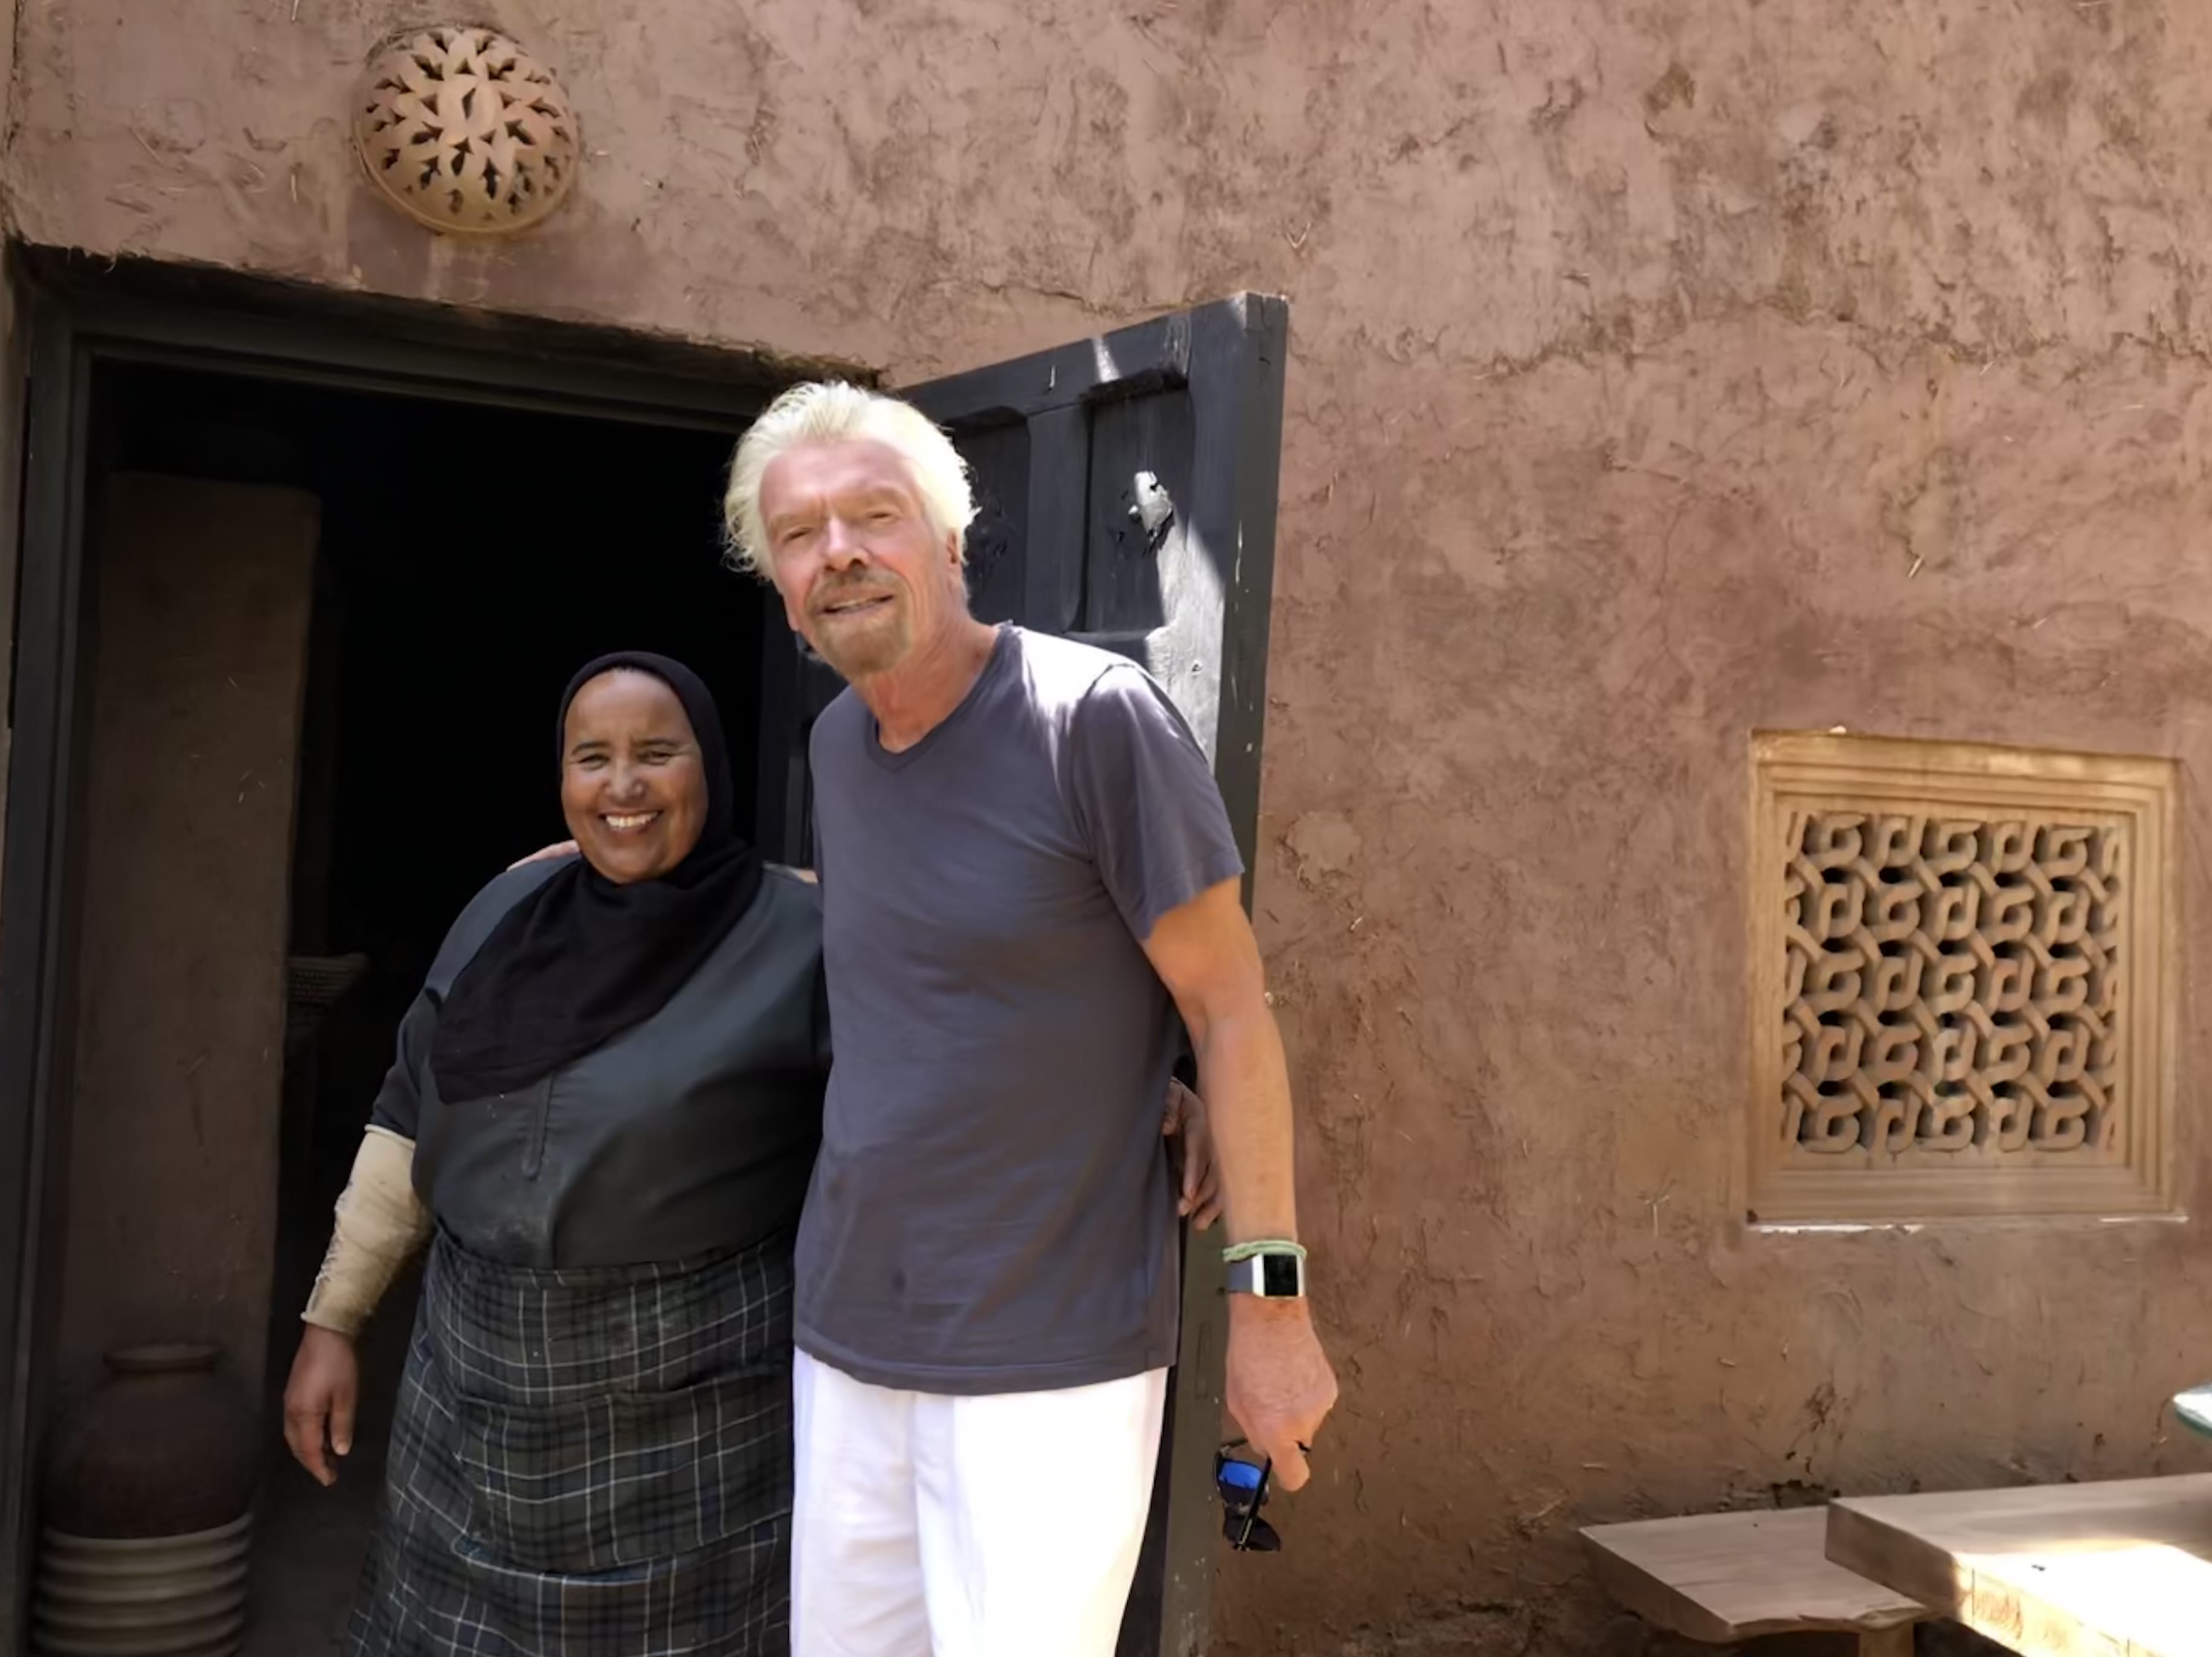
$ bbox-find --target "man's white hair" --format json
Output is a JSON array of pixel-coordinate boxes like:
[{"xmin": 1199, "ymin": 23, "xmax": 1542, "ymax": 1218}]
[{"xmin": 723, "ymin": 381, "xmax": 976, "ymax": 578}]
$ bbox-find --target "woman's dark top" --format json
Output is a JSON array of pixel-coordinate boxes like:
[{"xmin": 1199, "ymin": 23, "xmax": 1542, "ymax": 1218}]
[{"xmin": 370, "ymin": 859, "xmax": 828, "ymax": 1268}]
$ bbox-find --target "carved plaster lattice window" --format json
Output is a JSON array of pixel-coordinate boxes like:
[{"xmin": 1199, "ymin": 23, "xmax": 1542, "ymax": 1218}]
[{"xmin": 1749, "ymin": 734, "xmax": 2176, "ymax": 1223}]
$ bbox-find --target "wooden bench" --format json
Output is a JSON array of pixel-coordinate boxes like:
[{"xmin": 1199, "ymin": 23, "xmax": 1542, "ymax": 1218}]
[
  {"xmin": 1583, "ymin": 1507, "xmax": 1930, "ymax": 1654},
  {"xmin": 1827, "ymin": 1473, "xmax": 2212, "ymax": 1657}
]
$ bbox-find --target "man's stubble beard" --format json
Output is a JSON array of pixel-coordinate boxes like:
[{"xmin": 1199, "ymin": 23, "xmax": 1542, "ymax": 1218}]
[{"xmin": 809, "ymin": 609, "xmax": 913, "ymax": 681}]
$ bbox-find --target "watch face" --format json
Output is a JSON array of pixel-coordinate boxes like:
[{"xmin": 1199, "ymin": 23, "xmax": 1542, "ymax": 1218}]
[{"xmin": 1259, "ymin": 1253, "xmax": 1302, "ymax": 1296}]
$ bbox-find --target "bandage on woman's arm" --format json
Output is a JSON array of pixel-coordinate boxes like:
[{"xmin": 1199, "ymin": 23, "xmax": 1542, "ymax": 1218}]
[{"xmin": 301, "ymin": 1126, "xmax": 432, "ymax": 1338}]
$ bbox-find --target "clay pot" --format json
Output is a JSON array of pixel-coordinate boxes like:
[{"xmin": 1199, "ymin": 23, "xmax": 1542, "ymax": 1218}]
[
  {"xmin": 34, "ymin": 1513, "xmax": 251, "ymax": 1657},
  {"xmin": 34, "ymin": 1347, "xmax": 257, "ymax": 1657},
  {"xmin": 41, "ymin": 1345, "xmax": 258, "ymax": 1541}
]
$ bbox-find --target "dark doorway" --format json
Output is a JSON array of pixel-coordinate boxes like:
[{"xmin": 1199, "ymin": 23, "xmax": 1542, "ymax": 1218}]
[{"xmin": 76, "ymin": 362, "xmax": 765, "ymax": 1653}]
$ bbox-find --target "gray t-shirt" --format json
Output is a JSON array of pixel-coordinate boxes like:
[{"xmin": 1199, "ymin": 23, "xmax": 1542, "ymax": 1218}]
[{"xmin": 796, "ymin": 625, "xmax": 1246, "ymax": 1394}]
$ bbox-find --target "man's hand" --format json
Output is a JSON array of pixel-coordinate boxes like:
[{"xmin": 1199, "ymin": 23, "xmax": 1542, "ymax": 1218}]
[
  {"xmin": 1163, "ymin": 1078, "xmax": 1223, "ymax": 1230},
  {"xmin": 1226, "ymin": 1297, "xmax": 1338, "ymax": 1492},
  {"xmin": 508, "ymin": 841, "xmax": 579, "ymax": 870},
  {"xmin": 283, "ymin": 1325, "xmax": 361, "ymax": 1487}
]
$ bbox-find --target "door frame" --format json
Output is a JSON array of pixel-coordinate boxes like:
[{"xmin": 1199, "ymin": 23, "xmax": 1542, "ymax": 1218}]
[
  {"xmin": 0, "ymin": 256, "xmax": 1276, "ymax": 1657},
  {"xmin": 0, "ymin": 251, "xmax": 803, "ymax": 1652}
]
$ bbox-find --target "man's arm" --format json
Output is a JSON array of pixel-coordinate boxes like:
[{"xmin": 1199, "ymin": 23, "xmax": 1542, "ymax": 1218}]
[
  {"xmin": 1143, "ymin": 876, "xmax": 1338, "ymax": 1491},
  {"xmin": 1145, "ymin": 879, "xmax": 1299, "ymax": 1239}
]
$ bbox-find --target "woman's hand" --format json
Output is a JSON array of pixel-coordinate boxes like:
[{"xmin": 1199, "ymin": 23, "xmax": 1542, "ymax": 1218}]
[
  {"xmin": 1163, "ymin": 1078, "xmax": 1223, "ymax": 1230},
  {"xmin": 283, "ymin": 1325, "xmax": 361, "ymax": 1487}
]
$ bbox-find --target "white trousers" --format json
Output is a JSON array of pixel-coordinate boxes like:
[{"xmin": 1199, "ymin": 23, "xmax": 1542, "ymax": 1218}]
[{"xmin": 791, "ymin": 1351, "xmax": 1169, "ymax": 1657}]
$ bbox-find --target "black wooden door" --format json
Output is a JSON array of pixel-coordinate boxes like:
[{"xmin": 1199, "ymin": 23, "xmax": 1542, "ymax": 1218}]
[{"xmin": 753, "ymin": 296, "xmax": 1290, "ymax": 1655}]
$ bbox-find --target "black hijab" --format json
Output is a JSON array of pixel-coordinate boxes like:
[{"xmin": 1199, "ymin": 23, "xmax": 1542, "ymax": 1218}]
[{"xmin": 428, "ymin": 652, "xmax": 765, "ymax": 1101}]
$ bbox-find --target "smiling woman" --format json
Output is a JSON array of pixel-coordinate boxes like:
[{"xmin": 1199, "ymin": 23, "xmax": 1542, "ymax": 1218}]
[
  {"xmin": 278, "ymin": 650, "xmax": 829, "ymax": 1657},
  {"xmin": 562, "ymin": 668, "xmax": 712, "ymax": 884}
]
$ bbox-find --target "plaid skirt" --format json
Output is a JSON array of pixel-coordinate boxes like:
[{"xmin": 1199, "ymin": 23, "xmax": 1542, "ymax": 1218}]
[{"xmin": 347, "ymin": 1228, "xmax": 794, "ymax": 1656}]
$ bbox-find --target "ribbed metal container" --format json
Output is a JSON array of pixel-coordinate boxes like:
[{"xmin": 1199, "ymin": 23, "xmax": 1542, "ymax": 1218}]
[{"xmin": 33, "ymin": 1510, "xmax": 251, "ymax": 1657}]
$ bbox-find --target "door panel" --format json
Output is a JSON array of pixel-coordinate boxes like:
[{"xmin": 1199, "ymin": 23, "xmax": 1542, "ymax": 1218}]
[{"xmin": 907, "ymin": 295, "xmax": 1286, "ymax": 865}]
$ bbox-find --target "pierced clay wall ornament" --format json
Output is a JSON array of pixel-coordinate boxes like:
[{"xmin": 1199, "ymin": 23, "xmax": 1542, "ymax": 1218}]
[{"xmin": 353, "ymin": 25, "xmax": 579, "ymax": 234}]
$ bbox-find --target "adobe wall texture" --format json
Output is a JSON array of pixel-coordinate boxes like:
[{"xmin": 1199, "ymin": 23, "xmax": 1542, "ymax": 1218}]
[{"xmin": 14, "ymin": 1, "xmax": 2212, "ymax": 1649}]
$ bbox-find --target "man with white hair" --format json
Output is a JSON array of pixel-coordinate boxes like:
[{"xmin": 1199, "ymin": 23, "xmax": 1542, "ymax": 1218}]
[{"xmin": 725, "ymin": 381, "xmax": 1337, "ymax": 1656}]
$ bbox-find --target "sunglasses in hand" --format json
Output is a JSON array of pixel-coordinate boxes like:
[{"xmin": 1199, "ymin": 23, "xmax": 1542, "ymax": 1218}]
[{"xmin": 1215, "ymin": 1441, "xmax": 1282, "ymax": 1552}]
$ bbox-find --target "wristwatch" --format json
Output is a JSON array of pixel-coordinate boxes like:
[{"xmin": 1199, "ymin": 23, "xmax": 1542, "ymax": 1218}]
[{"xmin": 1223, "ymin": 1242, "xmax": 1307, "ymax": 1300}]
